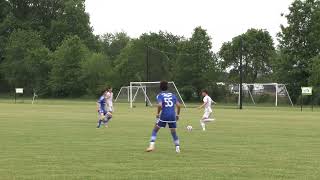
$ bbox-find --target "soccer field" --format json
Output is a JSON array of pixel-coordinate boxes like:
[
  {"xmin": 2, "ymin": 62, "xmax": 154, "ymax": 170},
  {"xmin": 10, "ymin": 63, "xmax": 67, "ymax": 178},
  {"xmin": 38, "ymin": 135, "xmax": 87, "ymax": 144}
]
[{"xmin": 0, "ymin": 100, "xmax": 319, "ymax": 180}]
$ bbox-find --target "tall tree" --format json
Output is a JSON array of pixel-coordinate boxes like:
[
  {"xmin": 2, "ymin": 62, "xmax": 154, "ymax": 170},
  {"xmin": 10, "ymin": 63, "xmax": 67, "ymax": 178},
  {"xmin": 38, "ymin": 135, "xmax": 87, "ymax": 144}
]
[
  {"xmin": 219, "ymin": 28, "xmax": 275, "ymax": 83},
  {"xmin": 1, "ymin": 29, "xmax": 50, "ymax": 93},
  {"xmin": 175, "ymin": 27, "xmax": 217, "ymax": 97},
  {"xmin": 100, "ymin": 32, "xmax": 130, "ymax": 63},
  {"xmin": 49, "ymin": 35, "xmax": 89, "ymax": 97},
  {"xmin": 81, "ymin": 52, "xmax": 112, "ymax": 96},
  {"xmin": 277, "ymin": 0, "xmax": 320, "ymax": 101}
]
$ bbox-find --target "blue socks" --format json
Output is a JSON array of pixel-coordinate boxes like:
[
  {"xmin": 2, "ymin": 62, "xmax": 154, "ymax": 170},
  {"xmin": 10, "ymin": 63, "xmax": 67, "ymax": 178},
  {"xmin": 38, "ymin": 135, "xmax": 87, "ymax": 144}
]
[
  {"xmin": 150, "ymin": 129, "xmax": 158, "ymax": 142},
  {"xmin": 97, "ymin": 119, "xmax": 102, "ymax": 128},
  {"xmin": 171, "ymin": 131, "xmax": 180, "ymax": 146}
]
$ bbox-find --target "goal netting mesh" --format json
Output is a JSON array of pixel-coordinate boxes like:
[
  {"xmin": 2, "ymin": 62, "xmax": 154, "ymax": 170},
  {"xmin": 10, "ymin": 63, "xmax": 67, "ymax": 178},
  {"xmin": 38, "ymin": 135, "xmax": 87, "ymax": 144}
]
[
  {"xmin": 115, "ymin": 82, "xmax": 186, "ymax": 108},
  {"xmin": 215, "ymin": 83, "xmax": 293, "ymax": 106}
]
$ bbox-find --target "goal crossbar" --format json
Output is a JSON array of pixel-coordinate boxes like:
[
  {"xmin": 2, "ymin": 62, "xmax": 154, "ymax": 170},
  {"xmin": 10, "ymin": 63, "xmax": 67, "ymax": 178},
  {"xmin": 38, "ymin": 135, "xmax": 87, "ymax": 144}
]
[
  {"xmin": 238, "ymin": 83, "xmax": 293, "ymax": 107},
  {"xmin": 129, "ymin": 81, "xmax": 186, "ymax": 108}
]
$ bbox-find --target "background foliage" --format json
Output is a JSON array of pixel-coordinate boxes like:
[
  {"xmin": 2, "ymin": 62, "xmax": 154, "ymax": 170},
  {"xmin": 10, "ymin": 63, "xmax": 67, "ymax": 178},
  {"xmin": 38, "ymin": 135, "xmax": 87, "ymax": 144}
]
[{"xmin": 0, "ymin": 0, "xmax": 319, "ymax": 104}]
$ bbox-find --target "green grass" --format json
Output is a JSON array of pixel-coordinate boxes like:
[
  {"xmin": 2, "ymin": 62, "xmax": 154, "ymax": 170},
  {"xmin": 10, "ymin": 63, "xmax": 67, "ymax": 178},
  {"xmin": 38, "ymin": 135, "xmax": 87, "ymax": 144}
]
[{"xmin": 0, "ymin": 100, "xmax": 320, "ymax": 180}]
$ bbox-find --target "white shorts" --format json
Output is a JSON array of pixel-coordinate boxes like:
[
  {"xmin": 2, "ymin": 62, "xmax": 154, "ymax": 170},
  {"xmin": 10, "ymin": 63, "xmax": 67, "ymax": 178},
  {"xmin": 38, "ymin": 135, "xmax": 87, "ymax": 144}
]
[
  {"xmin": 202, "ymin": 109, "xmax": 212, "ymax": 119},
  {"xmin": 106, "ymin": 106, "xmax": 113, "ymax": 112}
]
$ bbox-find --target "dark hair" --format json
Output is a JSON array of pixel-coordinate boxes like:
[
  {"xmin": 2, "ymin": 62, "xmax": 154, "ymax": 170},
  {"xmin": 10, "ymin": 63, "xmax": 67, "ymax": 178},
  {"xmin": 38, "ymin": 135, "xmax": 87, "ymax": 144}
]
[
  {"xmin": 107, "ymin": 86, "xmax": 112, "ymax": 91},
  {"xmin": 202, "ymin": 89, "xmax": 208, "ymax": 94},
  {"xmin": 160, "ymin": 81, "xmax": 168, "ymax": 91}
]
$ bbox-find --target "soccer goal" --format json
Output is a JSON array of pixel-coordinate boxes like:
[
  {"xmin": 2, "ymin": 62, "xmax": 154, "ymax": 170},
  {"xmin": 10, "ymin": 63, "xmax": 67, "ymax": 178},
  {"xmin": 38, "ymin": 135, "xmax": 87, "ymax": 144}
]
[
  {"xmin": 234, "ymin": 83, "xmax": 293, "ymax": 106},
  {"xmin": 121, "ymin": 81, "xmax": 187, "ymax": 108},
  {"xmin": 115, "ymin": 85, "xmax": 147, "ymax": 103}
]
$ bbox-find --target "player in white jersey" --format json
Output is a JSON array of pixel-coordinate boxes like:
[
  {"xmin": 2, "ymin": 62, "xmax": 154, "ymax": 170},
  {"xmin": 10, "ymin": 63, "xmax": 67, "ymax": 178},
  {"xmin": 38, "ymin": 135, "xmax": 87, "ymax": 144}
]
[
  {"xmin": 198, "ymin": 89, "xmax": 216, "ymax": 131},
  {"xmin": 105, "ymin": 87, "xmax": 113, "ymax": 112},
  {"xmin": 103, "ymin": 86, "xmax": 113, "ymax": 127}
]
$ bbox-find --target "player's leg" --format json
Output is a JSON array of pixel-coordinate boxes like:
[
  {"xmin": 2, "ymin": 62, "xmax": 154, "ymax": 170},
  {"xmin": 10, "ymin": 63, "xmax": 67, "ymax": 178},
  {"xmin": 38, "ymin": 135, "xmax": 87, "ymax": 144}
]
[
  {"xmin": 203, "ymin": 113, "xmax": 215, "ymax": 122},
  {"xmin": 169, "ymin": 123, "xmax": 180, "ymax": 153},
  {"xmin": 200, "ymin": 111, "xmax": 210, "ymax": 131},
  {"xmin": 97, "ymin": 111, "xmax": 105, "ymax": 128},
  {"xmin": 103, "ymin": 112, "xmax": 112, "ymax": 128},
  {"xmin": 146, "ymin": 121, "xmax": 163, "ymax": 152},
  {"xmin": 200, "ymin": 111, "xmax": 215, "ymax": 131}
]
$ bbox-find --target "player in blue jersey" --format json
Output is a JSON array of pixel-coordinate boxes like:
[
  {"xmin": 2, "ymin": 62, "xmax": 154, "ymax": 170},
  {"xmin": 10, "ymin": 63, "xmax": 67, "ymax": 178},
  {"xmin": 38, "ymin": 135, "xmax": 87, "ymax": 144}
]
[
  {"xmin": 96, "ymin": 87, "xmax": 112, "ymax": 128},
  {"xmin": 146, "ymin": 81, "xmax": 181, "ymax": 153}
]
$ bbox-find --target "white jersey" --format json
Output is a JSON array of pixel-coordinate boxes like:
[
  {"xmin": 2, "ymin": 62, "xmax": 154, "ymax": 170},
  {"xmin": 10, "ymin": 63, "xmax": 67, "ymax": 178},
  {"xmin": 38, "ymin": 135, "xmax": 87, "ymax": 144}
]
[
  {"xmin": 106, "ymin": 92, "xmax": 113, "ymax": 111},
  {"xmin": 203, "ymin": 95, "xmax": 213, "ymax": 112}
]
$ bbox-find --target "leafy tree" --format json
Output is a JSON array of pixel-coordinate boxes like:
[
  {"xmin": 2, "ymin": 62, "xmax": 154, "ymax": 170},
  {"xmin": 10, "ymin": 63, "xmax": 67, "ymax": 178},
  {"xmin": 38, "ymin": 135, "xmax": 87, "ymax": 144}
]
[
  {"xmin": 1, "ymin": 29, "xmax": 50, "ymax": 93},
  {"xmin": 81, "ymin": 53, "xmax": 112, "ymax": 96},
  {"xmin": 309, "ymin": 56, "xmax": 320, "ymax": 85},
  {"xmin": 100, "ymin": 32, "xmax": 130, "ymax": 62},
  {"xmin": 113, "ymin": 31, "xmax": 182, "ymax": 88},
  {"xmin": 113, "ymin": 40, "xmax": 146, "ymax": 88},
  {"xmin": 219, "ymin": 28, "xmax": 275, "ymax": 83},
  {"xmin": 176, "ymin": 26, "xmax": 217, "ymax": 94},
  {"xmin": 309, "ymin": 56, "xmax": 320, "ymax": 104},
  {"xmin": 46, "ymin": 0, "xmax": 98, "ymax": 50},
  {"xmin": 49, "ymin": 35, "xmax": 89, "ymax": 97},
  {"xmin": 277, "ymin": 0, "xmax": 320, "ymax": 101}
]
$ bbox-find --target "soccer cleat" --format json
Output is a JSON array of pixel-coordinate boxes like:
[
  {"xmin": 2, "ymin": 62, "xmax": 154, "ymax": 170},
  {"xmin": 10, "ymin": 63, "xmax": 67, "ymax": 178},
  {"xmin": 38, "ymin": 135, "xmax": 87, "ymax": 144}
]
[
  {"xmin": 175, "ymin": 146, "xmax": 181, "ymax": 153},
  {"xmin": 146, "ymin": 145, "xmax": 155, "ymax": 152}
]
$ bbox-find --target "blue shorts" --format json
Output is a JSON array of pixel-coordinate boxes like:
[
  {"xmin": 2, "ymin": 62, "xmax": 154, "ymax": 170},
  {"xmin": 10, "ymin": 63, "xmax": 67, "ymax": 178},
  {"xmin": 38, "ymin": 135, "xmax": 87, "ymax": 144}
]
[
  {"xmin": 98, "ymin": 109, "xmax": 107, "ymax": 115},
  {"xmin": 157, "ymin": 120, "xmax": 177, "ymax": 129}
]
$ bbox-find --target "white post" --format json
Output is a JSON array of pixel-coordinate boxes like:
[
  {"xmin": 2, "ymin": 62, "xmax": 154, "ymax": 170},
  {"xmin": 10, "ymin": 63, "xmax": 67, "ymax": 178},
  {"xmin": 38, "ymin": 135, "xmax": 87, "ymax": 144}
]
[
  {"xmin": 115, "ymin": 87, "xmax": 123, "ymax": 102},
  {"xmin": 284, "ymin": 85, "xmax": 294, "ymax": 107},
  {"xmin": 171, "ymin": 82, "xmax": 187, "ymax": 108},
  {"xmin": 275, "ymin": 83, "xmax": 278, "ymax": 107},
  {"xmin": 246, "ymin": 84, "xmax": 255, "ymax": 105},
  {"xmin": 138, "ymin": 83, "xmax": 153, "ymax": 106},
  {"xmin": 130, "ymin": 83, "xmax": 133, "ymax": 108},
  {"xmin": 127, "ymin": 86, "xmax": 130, "ymax": 102},
  {"xmin": 238, "ymin": 84, "xmax": 241, "ymax": 106},
  {"xmin": 132, "ymin": 87, "xmax": 140, "ymax": 102},
  {"xmin": 144, "ymin": 86, "xmax": 147, "ymax": 104}
]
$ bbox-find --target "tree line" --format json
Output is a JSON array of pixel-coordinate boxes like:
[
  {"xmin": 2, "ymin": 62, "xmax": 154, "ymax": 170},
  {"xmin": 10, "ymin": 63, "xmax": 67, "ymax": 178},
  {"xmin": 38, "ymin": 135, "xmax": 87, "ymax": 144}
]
[{"xmin": 0, "ymin": 0, "xmax": 319, "ymax": 104}]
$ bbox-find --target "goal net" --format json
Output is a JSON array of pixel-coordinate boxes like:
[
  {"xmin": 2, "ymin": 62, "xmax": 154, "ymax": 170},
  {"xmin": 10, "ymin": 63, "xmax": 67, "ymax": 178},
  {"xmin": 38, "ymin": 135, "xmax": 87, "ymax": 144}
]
[
  {"xmin": 115, "ymin": 81, "xmax": 186, "ymax": 108},
  {"xmin": 115, "ymin": 86, "xmax": 146, "ymax": 103},
  {"xmin": 230, "ymin": 83, "xmax": 293, "ymax": 106}
]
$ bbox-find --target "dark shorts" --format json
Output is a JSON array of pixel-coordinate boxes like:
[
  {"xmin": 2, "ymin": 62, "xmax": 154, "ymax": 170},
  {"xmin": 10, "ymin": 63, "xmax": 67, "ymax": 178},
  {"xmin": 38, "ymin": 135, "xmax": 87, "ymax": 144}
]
[
  {"xmin": 98, "ymin": 109, "xmax": 107, "ymax": 115},
  {"xmin": 157, "ymin": 120, "xmax": 177, "ymax": 129}
]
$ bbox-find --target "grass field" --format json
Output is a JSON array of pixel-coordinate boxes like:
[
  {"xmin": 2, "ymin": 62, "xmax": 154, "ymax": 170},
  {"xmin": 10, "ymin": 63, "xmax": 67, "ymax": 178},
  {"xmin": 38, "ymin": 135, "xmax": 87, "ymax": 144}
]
[{"xmin": 0, "ymin": 100, "xmax": 320, "ymax": 180}]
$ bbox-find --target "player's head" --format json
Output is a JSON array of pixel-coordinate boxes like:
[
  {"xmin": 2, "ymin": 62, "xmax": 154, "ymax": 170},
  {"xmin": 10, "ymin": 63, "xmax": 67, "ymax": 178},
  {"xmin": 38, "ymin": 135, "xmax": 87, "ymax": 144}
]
[
  {"xmin": 160, "ymin": 81, "xmax": 168, "ymax": 91},
  {"xmin": 101, "ymin": 88, "xmax": 108, "ymax": 96},
  {"xmin": 201, "ymin": 89, "xmax": 208, "ymax": 96},
  {"xmin": 107, "ymin": 86, "xmax": 113, "ymax": 92}
]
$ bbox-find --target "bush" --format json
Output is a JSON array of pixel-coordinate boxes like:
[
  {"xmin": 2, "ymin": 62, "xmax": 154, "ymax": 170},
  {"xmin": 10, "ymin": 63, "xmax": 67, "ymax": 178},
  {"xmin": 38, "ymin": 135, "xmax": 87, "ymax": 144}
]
[{"xmin": 180, "ymin": 86, "xmax": 197, "ymax": 101}]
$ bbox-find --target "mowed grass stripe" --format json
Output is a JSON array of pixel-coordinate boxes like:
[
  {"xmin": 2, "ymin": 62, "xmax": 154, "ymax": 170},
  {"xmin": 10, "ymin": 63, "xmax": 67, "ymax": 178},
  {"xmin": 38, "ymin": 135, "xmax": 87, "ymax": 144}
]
[{"xmin": 0, "ymin": 101, "xmax": 319, "ymax": 180}]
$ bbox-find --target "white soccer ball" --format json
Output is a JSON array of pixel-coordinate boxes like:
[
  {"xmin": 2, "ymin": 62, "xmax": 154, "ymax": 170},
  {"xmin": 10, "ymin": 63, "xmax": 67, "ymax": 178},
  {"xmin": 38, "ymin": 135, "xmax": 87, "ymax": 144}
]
[{"xmin": 186, "ymin": 125, "xmax": 193, "ymax": 131}]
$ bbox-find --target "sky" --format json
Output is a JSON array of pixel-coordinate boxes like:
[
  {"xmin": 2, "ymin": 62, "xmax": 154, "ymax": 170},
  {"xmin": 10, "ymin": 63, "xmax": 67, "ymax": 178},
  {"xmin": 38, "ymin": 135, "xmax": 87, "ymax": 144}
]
[{"xmin": 85, "ymin": 0, "xmax": 294, "ymax": 52}]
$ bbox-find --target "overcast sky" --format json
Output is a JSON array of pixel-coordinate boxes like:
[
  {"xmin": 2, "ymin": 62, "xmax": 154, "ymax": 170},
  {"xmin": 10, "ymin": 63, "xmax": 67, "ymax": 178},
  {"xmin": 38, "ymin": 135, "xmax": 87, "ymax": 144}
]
[{"xmin": 85, "ymin": 0, "xmax": 293, "ymax": 52}]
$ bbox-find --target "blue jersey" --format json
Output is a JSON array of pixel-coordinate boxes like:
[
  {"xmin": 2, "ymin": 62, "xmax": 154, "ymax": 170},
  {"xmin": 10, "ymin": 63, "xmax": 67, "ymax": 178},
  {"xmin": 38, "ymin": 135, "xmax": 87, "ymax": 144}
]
[
  {"xmin": 157, "ymin": 92, "xmax": 177, "ymax": 122},
  {"xmin": 97, "ymin": 95, "xmax": 106, "ymax": 112}
]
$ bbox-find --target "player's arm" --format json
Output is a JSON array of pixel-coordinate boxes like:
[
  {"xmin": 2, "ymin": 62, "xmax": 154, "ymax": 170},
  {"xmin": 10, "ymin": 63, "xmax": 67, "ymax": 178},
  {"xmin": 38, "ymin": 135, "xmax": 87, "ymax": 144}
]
[
  {"xmin": 176, "ymin": 102, "xmax": 181, "ymax": 120},
  {"xmin": 156, "ymin": 103, "xmax": 162, "ymax": 118},
  {"xmin": 156, "ymin": 95, "xmax": 162, "ymax": 118},
  {"xmin": 96, "ymin": 102, "xmax": 101, "ymax": 111},
  {"xmin": 198, "ymin": 101, "xmax": 208, "ymax": 109},
  {"xmin": 212, "ymin": 100, "xmax": 217, "ymax": 105}
]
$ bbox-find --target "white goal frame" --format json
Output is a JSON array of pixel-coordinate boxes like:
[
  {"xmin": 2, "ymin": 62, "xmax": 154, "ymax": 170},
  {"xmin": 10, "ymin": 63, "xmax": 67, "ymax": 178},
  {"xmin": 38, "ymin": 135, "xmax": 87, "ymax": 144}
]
[
  {"xmin": 238, "ymin": 83, "xmax": 293, "ymax": 107},
  {"xmin": 129, "ymin": 81, "xmax": 186, "ymax": 108},
  {"xmin": 115, "ymin": 86, "xmax": 147, "ymax": 103}
]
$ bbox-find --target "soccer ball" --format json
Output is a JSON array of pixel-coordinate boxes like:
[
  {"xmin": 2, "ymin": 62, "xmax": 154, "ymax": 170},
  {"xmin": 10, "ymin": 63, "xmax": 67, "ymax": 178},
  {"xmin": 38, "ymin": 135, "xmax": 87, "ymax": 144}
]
[{"xmin": 186, "ymin": 125, "xmax": 193, "ymax": 131}]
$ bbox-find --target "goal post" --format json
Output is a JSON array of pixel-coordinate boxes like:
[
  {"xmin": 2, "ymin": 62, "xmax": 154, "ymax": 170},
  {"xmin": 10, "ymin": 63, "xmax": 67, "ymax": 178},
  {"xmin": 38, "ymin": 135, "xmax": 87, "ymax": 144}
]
[
  {"xmin": 115, "ymin": 86, "xmax": 147, "ymax": 103},
  {"xmin": 129, "ymin": 81, "xmax": 186, "ymax": 108},
  {"xmin": 237, "ymin": 83, "xmax": 293, "ymax": 107}
]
